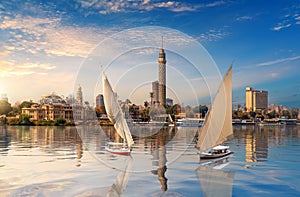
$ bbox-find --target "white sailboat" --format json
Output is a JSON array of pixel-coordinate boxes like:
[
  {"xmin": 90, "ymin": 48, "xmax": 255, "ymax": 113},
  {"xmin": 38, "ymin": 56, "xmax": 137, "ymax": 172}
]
[
  {"xmin": 102, "ymin": 72, "xmax": 134, "ymax": 156},
  {"xmin": 196, "ymin": 66, "xmax": 233, "ymax": 159}
]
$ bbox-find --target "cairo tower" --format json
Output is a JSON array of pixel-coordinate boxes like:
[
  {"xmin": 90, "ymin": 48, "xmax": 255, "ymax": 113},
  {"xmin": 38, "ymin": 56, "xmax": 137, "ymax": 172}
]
[{"xmin": 158, "ymin": 38, "xmax": 167, "ymax": 106}]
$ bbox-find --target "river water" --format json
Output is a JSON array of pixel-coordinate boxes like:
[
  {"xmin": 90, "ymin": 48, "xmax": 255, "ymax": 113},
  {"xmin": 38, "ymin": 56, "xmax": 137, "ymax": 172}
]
[{"xmin": 0, "ymin": 125, "xmax": 299, "ymax": 196}]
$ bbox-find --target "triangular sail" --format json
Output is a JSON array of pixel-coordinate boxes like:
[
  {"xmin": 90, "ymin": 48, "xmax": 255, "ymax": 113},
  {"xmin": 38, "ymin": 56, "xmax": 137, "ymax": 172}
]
[
  {"xmin": 196, "ymin": 66, "xmax": 233, "ymax": 151},
  {"xmin": 102, "ymin": 72, "xmax": 134, "ymax": 148}
]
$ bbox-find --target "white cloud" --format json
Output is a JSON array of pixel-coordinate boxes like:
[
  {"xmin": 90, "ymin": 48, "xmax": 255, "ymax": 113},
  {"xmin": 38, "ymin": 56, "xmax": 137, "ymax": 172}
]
[
  {"xmin": 272, "ymin": 23, "xmax": 291, "ymax": 31},
  {"xmin": 0, "ymin": 14, "xmax": 110, "ymax": 58},
  {"xmin": 198, "ymin": 28, "xmax": 228, "ymax": 42},
  {"xmin": 17, "ymin": 63, "xmax": 56, "ymax": 70},
  {"xmin": 0, "ymin": 59, "xmax": 56, "ymax": 77},
  {"xmin": 236, "ymin": 16, "xmax": 252, "ymax": 21},
  {"xmin": 78, "ymin": 0, "xmax": 225, "ymax": 14},
  {"xmin": 256, "ymin": 56, "xmax": 300, "ymax": 67}
]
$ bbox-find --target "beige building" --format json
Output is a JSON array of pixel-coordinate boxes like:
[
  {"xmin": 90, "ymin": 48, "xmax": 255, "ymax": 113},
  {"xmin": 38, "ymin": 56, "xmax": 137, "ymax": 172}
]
[
  {"xmin": 245, "ymin": 87, "xmax": 268, "ymax": 112},
  {"xmin": 22, "ymin": 92, "xmax": 96, "ymax": 122},
  {"xmin": 22, "ymin": 103, "xmax": 73, "ymax": 121}
]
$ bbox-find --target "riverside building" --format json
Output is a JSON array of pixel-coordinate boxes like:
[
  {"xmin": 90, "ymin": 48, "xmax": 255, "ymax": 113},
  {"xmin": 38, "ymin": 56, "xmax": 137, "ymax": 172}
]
[{"xmin": 245, "ymin": 87, "xmax": 268, "ymax": 113}]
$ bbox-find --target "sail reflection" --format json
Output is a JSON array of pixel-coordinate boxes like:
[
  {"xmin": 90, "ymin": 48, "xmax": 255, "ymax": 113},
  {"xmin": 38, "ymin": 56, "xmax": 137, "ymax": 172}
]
[
  {"xmin": 196, "ymin": 156, "xmax": 235, "ymax": 197},
  {"xmin": 107, "ymin": 157, "xmax": 133, "ymax": 196}
]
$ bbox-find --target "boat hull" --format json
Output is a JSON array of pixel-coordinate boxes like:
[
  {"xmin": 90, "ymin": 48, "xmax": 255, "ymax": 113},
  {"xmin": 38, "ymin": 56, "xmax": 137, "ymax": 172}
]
[
  {"xmin": 200, "ymin": 150, "xmax": 233, "ymax": 160},
  {"xmin": 105, "ymin": 146, "xmax": 131, "ymax": 156}
]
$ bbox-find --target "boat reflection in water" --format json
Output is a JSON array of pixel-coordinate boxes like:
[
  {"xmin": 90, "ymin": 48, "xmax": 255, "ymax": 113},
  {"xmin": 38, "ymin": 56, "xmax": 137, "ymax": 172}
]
[
  {"xmin": 196, "ymin": 156, "xmax": 235, "ymax": 197},
  {"xmin": 107, "ymin": 157, "xmax": 133, "ymax": 196}
]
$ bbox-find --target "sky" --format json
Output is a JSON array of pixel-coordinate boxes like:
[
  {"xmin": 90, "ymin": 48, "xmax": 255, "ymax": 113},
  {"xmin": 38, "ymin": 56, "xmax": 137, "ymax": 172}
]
[{"xmin": 0, "ymin": 0, "xmax": 300, "ymax": 108}]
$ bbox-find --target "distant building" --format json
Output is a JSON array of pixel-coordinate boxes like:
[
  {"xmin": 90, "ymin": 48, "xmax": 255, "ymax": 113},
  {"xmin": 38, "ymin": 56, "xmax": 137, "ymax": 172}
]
[
  {"xmin": 77, "ymin": 85, "xmax": 83, "ymax": 105},
  {"xmin": 22, "ymin": 92, "xmax": 94, "ymax": 122},
  {"xmin": 245, "ymin": 87, "xmax": 268, "ymax": 112},
  {"xmin": 0, "ymin": 94, "xmax": 8, "ymax": 102},
  {"xmin": 96, "ymin": 94, "xmax": 104, "ymax": 107},
  {"xmin": 151, "ymin": 81, "xmax": 159, "ymax": 105},
  {"xmin": 23, "ymin": 94, "xmax": 73, "ymax": 121},
  {"xmin": 268, "ymin": 104, "xmax": 288, "ymax": 113}
]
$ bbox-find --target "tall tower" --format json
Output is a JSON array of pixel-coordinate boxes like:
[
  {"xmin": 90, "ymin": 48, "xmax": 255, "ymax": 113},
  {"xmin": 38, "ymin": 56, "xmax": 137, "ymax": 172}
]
[
  {"xmin": 158, "ymin": 37, "xmax": 166, "ymax": 106},
  {"xmin": 77, "ymin": 85, "xmax": 83, "ymax": 105}
]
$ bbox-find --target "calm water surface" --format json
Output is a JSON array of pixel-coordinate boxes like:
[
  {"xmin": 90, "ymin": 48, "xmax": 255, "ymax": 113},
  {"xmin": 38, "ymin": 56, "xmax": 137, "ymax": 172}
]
[{"xmin": 0, "ymin": 125, "xmax": 300, "ymax": 196}]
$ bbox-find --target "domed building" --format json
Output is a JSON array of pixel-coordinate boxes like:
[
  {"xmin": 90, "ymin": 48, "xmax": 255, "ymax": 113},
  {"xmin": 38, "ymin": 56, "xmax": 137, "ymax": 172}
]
[
  {"xmin": 22, "ymin": 93, "xmax": 73, "ymax": 121},
  {"xmin": 40, "ymin": 93, "xmax": 67, "ymax": 105}
]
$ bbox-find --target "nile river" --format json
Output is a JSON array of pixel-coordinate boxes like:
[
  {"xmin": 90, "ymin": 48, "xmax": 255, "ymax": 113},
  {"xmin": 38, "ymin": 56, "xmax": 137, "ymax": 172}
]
[{"xmin": 0, "ymin": 125, "xmax": 300, "ymax": 196}]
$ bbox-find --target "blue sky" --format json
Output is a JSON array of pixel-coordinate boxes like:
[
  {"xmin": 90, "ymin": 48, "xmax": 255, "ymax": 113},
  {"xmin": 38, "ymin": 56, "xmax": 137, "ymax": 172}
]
[{"xmin": 0, "ymin": 0, "xmax": 300, "ymax": 107}]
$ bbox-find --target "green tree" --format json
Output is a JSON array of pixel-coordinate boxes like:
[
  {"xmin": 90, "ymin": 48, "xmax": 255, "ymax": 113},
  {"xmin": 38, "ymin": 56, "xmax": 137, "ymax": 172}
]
[
  {"xmin": 266, "ymin": 110, "xmax": 277, "ymax": 119},
  {"xmin": 249, "ymin": 111, "xmax": 256, "ymax": 119},
  {"xmin": 18, "ymin": 101, "xmax": 35, "ymax": 113},
  {"xmin": 0, "ymin": 100, "xmax": 12, "ymax": 115},
  {"xmin": 54, "ymin": 117, "xmax": 67, "ymax": 126},
  {"xmin": 281, "ymin": 110, "xmax": 291, "ymax": 119},
  {"xmin": 18, "ymin": 114, "xmax": 33, "ymax": 125},
  {"xmin": 291, "ymin": 108, "xmax": 299, "ymax": 119}
]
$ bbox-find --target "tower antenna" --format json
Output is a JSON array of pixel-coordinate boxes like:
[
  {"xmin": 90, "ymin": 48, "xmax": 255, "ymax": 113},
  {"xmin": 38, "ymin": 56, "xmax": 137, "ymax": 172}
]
[{"xmin": 161, "ymin": 36, "xmax": 163, "ymax": 49}]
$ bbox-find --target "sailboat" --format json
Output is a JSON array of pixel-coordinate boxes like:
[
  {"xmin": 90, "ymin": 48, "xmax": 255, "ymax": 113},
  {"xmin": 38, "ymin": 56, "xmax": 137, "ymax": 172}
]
[
  {"xmin": 102, "ymin": 72, "xmax": 134, "ymax": 156},
  {"xmin": 196, "ymin": 66, "xmax": 233, "ymax": 159}
]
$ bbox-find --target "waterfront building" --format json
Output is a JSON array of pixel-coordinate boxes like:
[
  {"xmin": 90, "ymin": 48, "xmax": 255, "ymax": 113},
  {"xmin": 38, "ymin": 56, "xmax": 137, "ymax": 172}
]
[
  {"xmin": 22, "ymin": 103, "xmax": 73, "ymax": 121},
  {"xmin": 151, "ymin": 81, "xmax": 159, "ymax": 105},
  {"xmin": 245, "ymin": 87, "xmax": 268, "ymax": 113},
  {"xmin": 158, "ymin": 39, "xmax": 167, "ymax": 106},
  {"xmin": 22, "ymin": 92, "xmax": 94, "ymax": 122}
]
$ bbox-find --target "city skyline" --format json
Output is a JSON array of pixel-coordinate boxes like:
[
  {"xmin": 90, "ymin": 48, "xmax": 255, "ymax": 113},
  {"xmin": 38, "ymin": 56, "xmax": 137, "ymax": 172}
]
[{"xmin": 0, "ymin": 1, "xmax": 300, "ymax": 107}]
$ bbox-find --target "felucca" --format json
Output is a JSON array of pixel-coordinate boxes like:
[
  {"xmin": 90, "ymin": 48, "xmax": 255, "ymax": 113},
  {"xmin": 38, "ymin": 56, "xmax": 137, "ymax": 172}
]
[
  {"xmin": 196, "ymin": 66, "xmax": 234, "ymax": 159},
  {"xmin": 102, "ymin": 72, "xmax": 134, "ymax": 156}
]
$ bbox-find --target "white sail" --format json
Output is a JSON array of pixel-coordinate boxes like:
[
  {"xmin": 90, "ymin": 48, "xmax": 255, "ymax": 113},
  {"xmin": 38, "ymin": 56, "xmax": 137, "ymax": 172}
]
[
  {"xmin": 196, "ymin": 66, "xmax": 233, "ymax": 151},
  {"xmin": 102, "ymin": 72, "xmax": 134, "ymax": 148}
]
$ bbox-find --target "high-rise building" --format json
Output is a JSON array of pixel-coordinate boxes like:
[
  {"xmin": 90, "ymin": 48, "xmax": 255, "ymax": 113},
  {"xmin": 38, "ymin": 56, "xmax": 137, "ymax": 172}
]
[
  {"xmin": 245, "ymin": 87, "xmax": 268, "ymax": 112},
  {"xmin": 77, "ymin": 85, "xmax": 83, "ymax": 105},
  {"xmin": 158, "ymin": 39, "xmax": 167, "ymax": 106},
  {"xmin": 151, "ymin": 81, "xmax": 159, "ymax": 105}
]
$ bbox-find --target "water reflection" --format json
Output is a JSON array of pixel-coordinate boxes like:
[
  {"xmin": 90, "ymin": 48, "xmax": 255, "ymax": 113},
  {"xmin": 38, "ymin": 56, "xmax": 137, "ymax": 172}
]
[
  {"xmin": 0, "ymin": 126, "xmax": 11, "ymax": 155},
  {"xmin": 233, "ymin": 125, "xmax": 300, "ymax": 165},
  {"xmin": 1, "ymin": 126, "xmax": 83, "ymax": 166},
  {"xmin": 196, "ymin": 156, "xmax": 235, "ymax": 197},
  {"xmin": 150, "ymin": 127, "xmax": 171, "ymax": 192},
  {"xmin": 1, "ymin": 125, "xmax": 300, "ymax": 196}
]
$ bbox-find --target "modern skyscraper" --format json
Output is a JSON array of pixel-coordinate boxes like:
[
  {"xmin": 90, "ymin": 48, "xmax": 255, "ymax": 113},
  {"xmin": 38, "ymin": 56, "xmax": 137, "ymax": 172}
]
[
  {"xmin": 77, "ymin": 85, "xmax": 83, "ymax": 105},
  {"xmin": 245, "ymin": 87, "xmax": 268, "ymax": 112},
  {"xmin": 158, "ymin": 38, "xmax": 167, "ymax": 106}
]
